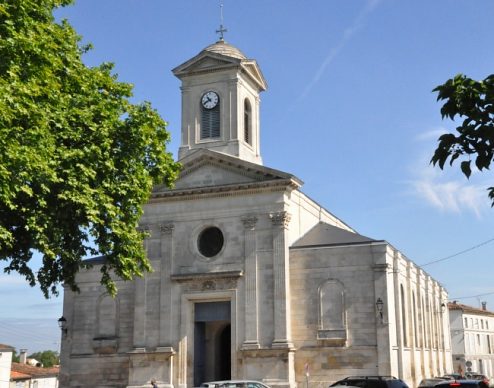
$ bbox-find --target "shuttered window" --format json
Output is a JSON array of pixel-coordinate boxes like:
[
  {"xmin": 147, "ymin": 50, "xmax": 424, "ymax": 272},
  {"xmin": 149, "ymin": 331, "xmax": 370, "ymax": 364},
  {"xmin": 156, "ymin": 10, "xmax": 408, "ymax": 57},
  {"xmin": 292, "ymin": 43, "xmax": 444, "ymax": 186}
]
[
  {"xmin": 244, "ymin": 98, "xmax": 252, "ymax": 144},
  {"xmin": 201, "ymin": 102, "xmax": 220, "ymax": 139}
]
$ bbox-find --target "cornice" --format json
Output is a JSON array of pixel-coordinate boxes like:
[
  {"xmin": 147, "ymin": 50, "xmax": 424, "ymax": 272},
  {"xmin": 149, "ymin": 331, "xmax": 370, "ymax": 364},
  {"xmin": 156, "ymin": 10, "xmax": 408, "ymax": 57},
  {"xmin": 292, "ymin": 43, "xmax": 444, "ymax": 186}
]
[
  {"xmin": 178, "ymin": 63, "xmax": 242, "ymax": 78},
  {"xmin": 150, "ymin": 179, "xmax": 298, "ymax": 203}
]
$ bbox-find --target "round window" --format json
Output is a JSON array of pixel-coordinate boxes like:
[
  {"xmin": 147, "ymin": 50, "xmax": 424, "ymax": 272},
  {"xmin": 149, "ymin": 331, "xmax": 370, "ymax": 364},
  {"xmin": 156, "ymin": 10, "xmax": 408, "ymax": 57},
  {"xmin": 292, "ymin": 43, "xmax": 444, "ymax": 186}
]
[{"xmin": 198, "ymin": 227, "xmax": 224, "ymax": 258}]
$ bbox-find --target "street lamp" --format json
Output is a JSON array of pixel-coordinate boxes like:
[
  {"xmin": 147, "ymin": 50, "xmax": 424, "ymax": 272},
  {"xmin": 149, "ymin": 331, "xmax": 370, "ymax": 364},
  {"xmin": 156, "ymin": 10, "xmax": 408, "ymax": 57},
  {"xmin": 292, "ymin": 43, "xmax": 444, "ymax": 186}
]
[{"xmin": 58, "ymin": 316, "xmax": 67, "ymax": 336}]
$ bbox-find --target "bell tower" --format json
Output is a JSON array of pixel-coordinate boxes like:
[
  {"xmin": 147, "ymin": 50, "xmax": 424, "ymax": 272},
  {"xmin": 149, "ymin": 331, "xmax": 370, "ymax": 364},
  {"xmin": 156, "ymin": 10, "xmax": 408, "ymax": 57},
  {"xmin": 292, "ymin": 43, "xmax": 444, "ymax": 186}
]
[{"xmin": 172, "ymin": 40, "xmax": 267, "ymax": 165}]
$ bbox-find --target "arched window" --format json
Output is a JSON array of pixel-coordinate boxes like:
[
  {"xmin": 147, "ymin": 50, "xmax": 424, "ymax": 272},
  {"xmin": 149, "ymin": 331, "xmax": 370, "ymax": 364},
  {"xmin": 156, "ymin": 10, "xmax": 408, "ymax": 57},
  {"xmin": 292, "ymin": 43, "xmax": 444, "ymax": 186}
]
[
  {"xmin": 244, "ymin": 98, "xmax": 252, "ymax": 144},
  {"xmin": 201, "ymin": 94, "xmax": 220, "ymax": 139}
]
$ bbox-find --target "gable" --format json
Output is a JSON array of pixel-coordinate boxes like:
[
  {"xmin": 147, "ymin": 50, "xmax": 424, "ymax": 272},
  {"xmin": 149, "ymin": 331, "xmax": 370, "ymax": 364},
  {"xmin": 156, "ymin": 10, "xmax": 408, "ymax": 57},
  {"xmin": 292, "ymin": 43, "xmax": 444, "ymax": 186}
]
[
  {"xmin": 174, "ymin": 149, "xmax": 299, "ymax": 190},
  {"xmin": 183, "ymin": 56, "xmax": 238, "ymax": 73},
  {"xmin": 173, "ymin": 51, "xmax": 266, "ymax": 91},
  {"xmin": 152, "ymin": 149, "xmax": 302, "ymax": 198},
  {"xmin": 175, "ymin": 162, "xmax": 258, "ymax": 189},
  {"xmin": 172, "ymin": 51, "xmax": 240, "ymax": 78}
]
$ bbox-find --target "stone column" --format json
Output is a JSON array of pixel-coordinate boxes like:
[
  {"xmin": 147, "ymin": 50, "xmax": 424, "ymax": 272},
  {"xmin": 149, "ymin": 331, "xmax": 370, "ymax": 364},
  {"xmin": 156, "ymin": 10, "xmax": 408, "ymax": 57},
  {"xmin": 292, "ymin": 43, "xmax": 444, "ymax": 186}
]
[
  {"xmin": 132, "ymin": 225, "xmax": 150, "ymax": 350},
  {"xmin": 241, "ymin": 215, "xmax": 260, "ymax": 349},
  {"xmin": 269, "ymin": 211, "xmax": 294, "ymax": 349},
  {"xmin": 158, "ymin": 223, "xmax": 175, "ymax": 352}
]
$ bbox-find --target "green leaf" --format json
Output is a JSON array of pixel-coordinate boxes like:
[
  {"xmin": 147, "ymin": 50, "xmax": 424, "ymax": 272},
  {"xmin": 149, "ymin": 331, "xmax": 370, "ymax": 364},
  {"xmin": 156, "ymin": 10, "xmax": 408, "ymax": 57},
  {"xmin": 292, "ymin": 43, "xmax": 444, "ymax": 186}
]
[{"xmin": 460, "ymin": 160, "xmax": 472, "ymax": 178}]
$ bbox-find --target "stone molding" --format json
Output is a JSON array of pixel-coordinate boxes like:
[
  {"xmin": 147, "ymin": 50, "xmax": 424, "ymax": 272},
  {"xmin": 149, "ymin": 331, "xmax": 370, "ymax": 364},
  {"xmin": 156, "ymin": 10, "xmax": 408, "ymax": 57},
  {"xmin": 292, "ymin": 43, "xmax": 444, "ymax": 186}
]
[
  {"xmin": 240, "ymin": 346, "xmax": 295, "ymax": 358},
  {"xmin": 150, "ymin": 180, "xmax": 297, "ymax": 203},
  {"xmin": 171, "ymin": 270, "xmax": 243, "ymax": 282},
  {"xmin": 373, "ymin": 263, "xmax": 392, "ymax": 272},
  {"xmin": 270, "ymin": 211, "xmax": 291, "ymax": 228}
]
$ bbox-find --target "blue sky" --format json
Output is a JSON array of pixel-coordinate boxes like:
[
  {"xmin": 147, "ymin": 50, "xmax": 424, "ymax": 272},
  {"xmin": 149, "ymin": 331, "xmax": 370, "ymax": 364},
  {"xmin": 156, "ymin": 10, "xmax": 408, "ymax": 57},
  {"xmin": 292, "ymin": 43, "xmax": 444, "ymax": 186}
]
[{"xmin": 2, "ymin": 0, "xmax": 494, "ymax": 353}]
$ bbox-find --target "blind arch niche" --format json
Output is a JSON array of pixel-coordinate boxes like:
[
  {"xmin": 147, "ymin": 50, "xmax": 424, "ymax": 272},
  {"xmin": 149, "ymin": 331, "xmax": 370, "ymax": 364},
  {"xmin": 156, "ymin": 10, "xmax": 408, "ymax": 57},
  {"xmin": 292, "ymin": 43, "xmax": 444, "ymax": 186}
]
[{"xmin": 317, "ymin": 279, "xmax": 347, "ymax": 345}]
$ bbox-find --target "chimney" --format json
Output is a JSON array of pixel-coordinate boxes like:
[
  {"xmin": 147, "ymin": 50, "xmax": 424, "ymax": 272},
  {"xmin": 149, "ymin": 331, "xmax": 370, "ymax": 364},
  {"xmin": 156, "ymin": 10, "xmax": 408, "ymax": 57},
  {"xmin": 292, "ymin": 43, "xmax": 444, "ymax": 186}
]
[
  {"xmin": 19, "ymin": 349, "xmax": 27, "ymax": 364},
  {"xmin": 482, "ymin": 301, "xmax": 487, "ymax": 311}
]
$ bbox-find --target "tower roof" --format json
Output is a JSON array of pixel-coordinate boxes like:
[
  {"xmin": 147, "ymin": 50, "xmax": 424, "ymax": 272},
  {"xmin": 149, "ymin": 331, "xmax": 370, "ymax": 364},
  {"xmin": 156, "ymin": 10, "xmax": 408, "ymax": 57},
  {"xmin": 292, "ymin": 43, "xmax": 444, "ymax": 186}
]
[
  {"xmin": 172, "ymin": 40, "xmax": 267, "ymax": 91},
  {"xmin": 203, "ymin": 40, "xmax": 246, "ymax": 59}
]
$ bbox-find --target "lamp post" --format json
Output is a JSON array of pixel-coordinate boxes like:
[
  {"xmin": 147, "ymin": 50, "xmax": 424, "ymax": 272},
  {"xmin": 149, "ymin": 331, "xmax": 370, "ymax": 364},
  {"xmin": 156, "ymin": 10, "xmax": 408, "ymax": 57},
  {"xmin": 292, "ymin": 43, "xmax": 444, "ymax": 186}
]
[{"xmin": 58, "ymin": 316, "xmax": 67, "ymax": 336}]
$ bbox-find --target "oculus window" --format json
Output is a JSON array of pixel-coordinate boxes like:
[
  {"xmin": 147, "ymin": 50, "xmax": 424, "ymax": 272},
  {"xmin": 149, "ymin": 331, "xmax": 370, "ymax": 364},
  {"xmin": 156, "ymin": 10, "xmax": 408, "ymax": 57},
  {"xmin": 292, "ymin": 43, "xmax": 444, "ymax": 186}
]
[{"xmin": 198, "ymin": 227, "xmax": 224, "ymax": 258}]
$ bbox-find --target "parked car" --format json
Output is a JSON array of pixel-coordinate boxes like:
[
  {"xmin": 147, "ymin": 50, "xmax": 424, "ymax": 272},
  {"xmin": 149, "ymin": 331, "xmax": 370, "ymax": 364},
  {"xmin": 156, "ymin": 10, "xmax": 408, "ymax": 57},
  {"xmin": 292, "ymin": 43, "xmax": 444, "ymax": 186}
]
[
  {"xmin": 329, "ymin": 376, "xmax": 409, "ymax": 388},
  {"xmin": 434, "ymin": 379, "xmax": 489, "ymax": 388},
  {"xmin": 465, "ymin": 374, "xmax": 490, "ymax": 387},
  {"xmin": 442, "ymin": 375, "xmax": 464, "ymax": 381},
  {"xmin": 418, "ymin": 378, "xmax": 449, "ymax": 388},
  {"xmin": 200, "ymin": 380, "xmax": 271, "ymax": 388}
]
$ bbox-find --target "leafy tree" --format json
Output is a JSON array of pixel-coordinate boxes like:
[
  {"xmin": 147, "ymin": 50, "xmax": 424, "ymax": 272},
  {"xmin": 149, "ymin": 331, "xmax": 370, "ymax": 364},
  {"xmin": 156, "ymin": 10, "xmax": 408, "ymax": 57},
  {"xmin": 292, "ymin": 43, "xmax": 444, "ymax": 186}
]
[
  {"xmin": 28, "ymin": 350, "xmax": 60, "ymax": 367},
  {"xmin": 0, "ymin": 0, "xmax": 180, "ymax": 297},
  {"xmin": 431, "ymin": 73, "xmax": 494, "ymax": 204}
]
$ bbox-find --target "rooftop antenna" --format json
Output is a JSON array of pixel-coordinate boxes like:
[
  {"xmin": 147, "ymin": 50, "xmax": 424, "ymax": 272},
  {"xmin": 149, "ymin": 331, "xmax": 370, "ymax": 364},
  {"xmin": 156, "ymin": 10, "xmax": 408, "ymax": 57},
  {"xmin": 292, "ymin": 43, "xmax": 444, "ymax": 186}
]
[{"xmin": 215, "ymin": 1, "xmax": 227, "ymax": 41}]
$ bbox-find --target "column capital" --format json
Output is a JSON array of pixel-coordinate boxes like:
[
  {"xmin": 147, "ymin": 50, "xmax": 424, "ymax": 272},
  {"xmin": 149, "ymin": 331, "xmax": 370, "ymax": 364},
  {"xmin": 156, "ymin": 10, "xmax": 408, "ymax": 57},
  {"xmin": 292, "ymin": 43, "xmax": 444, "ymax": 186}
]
[
  {"xmin": 241, "ymin": 215, "xmax": 258, "ymax": 230},
  {"xmin": 269, "ymin": 211, "xmax": 291, "ymax": 229},
  {"xmin": 160, "ymin": 223, "xmax": 175, "ymax": 235},
  {"xmin": 137, "ymin": 224, "xmax": 151, "ymax": 238}
]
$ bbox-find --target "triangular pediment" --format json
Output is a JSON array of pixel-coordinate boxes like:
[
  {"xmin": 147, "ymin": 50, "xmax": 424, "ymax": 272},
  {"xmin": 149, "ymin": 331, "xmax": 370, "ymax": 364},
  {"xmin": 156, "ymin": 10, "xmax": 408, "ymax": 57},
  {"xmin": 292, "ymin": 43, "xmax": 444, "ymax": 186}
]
[
  {"xmin": 152, "ymin": 149, "xmax": 302, "ymax": 196},
  {"xmin": 173, "ymin": 51, "xmax": 267, "ymax": 91},
  {"xmin": 172, "ymin": 51, "xmax": 241, "ymax": 78},
  {"xmin": 241, "ymin": 60, "xmax": 267, "ymax": 91}
]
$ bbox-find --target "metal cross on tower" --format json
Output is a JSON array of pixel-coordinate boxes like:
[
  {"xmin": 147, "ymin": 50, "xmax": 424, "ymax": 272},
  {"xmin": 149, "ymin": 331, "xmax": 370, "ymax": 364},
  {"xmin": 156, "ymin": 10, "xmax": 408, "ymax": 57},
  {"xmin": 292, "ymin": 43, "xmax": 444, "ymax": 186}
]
[{"xmin": 216, "ymin": 1, "xmax": 227, "ymax": 41}]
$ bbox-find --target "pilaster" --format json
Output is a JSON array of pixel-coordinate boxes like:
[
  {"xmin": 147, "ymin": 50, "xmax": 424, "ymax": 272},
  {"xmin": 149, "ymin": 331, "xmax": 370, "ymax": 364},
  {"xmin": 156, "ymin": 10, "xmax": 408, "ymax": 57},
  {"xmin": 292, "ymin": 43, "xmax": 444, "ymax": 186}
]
[
  {"xmin": 158, "ymin": 222, "xmax": 175, "ymax": 352},
  {"xmin": 133, "ymin": 225, "xmax": 150, "ymax": 349},
  {"xmin": 241, "ymin": 215, "xmax": 260, "ymax": 350},
  {"xmin": 269, "ymin": 211, "xmax": 294, "ymax": 349}
]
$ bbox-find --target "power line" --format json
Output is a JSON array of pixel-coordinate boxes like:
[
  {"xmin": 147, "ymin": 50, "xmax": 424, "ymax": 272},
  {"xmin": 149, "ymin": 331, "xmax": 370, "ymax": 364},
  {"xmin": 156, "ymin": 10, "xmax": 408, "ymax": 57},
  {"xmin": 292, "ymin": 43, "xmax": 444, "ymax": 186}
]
[
  {"xmin": 419, "ymin": 237, "xmax": 494, "ymax": 268},
  {"xmin": 449, "ymin": 291, "xmax": 494, "ymax": 301}
]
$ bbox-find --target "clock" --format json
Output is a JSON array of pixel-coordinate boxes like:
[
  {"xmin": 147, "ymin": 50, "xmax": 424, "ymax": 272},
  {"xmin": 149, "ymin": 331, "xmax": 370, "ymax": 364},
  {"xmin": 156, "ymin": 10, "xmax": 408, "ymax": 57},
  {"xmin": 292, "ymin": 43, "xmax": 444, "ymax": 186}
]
[{"xmin": 201, "ymin": 91, "xmax": 219, "ymax": 109}]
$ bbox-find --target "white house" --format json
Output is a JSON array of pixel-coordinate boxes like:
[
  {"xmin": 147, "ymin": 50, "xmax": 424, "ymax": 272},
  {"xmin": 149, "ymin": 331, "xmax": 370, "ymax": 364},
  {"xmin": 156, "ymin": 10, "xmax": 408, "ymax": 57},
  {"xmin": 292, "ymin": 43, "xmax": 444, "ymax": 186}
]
[
  {"xmin": 0, "ymin": 344, "xmax": 14, "ymax": 388},
  {"xmin": 449, "ymin": 301, "xmax": 494, "ymax": 380}
]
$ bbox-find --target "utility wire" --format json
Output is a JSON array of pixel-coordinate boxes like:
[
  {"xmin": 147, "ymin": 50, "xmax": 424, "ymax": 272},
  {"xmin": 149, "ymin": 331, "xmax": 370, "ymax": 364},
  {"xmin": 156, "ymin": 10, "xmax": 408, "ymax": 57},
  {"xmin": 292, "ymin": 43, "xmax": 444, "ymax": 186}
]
[
  {"xmin": 419, "ymin": 236, "xmax": 494, "ymax": 268},
  {"xmin": 449, "ymin": 291, "xmax": 494, "ymax": 301}
]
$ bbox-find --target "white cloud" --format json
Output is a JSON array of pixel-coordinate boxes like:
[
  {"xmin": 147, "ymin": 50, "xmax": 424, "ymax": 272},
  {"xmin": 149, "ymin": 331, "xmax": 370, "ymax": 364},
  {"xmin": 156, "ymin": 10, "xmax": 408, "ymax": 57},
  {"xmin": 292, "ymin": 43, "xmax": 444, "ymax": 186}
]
[
  {"xmin": 414, "ymin": 127, "xmax": 448, "ymax": 142},
  {"xmin": 411, "ymin": 174, "xmax": 485, "ymax": 217},
  {"xmin": 408, "ymin": 131, "xmax": 493, "ymax": 217}
]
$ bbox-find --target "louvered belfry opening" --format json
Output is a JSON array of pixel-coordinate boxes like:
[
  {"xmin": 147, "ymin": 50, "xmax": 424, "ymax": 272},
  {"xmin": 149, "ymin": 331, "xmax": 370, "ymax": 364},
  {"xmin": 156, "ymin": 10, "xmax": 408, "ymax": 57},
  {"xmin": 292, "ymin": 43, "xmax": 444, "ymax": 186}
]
[
  {"xmin": 201, "ymin": 101, "xmax": 220, "ymax": 139},
  {"xmin": 244, "ymin": 98, "xmax": 252, "ymax": 144}
]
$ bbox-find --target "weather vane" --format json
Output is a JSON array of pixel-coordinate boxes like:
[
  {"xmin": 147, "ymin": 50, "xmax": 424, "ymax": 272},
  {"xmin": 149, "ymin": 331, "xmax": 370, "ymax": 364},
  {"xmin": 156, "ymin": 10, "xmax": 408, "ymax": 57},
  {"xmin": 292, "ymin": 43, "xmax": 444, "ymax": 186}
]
[{"xmin": 216, "ymin": 1, "xmax": 227, "ymax": 41}]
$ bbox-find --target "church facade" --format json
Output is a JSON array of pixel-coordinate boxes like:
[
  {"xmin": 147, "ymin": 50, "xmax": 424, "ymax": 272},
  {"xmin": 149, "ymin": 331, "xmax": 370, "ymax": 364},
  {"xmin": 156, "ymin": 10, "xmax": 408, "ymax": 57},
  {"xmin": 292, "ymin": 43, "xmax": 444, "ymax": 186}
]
[{"xmin": 59, "ymin": 40, "xmax": 453, "ymax": 388}]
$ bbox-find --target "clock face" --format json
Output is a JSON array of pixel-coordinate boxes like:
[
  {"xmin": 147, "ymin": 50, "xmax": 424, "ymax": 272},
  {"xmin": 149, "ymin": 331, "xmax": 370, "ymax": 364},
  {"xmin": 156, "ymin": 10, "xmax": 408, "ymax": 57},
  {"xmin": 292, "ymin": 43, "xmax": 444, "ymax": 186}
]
[{"xmin": 201, "ymin": 91, "xmax": 219, "ymax": 109}]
